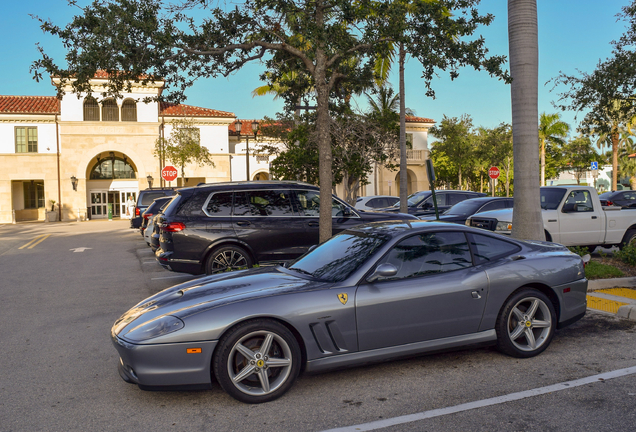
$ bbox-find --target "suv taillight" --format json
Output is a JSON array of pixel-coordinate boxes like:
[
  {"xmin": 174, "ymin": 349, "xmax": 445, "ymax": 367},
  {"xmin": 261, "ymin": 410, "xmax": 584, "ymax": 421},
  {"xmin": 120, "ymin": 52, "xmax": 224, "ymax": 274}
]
[
  {"xmin": 143, "ymin": 213, "xmax": 153, "ymax": 220},
  {"xmin": 162, "ymin": 222, "xmax": 186, "ymax": 232},
  {"xmin": 606, "ymin": 200, "xmax": 614, "ymax": 206},
  {"xmin": 135, "ymin": 207, "xmax": 140, "ymax": 216}
]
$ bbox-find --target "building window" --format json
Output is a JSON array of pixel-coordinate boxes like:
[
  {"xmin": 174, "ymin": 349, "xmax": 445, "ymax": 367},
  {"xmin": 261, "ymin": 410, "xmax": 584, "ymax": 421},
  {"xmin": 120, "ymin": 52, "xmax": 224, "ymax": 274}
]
[
  {"xmin": 89, "ymin": 156, "xmax": 136, "ymax": 179},
  {"xmin": 121, "ymin": 99, "xmax": 137, "ymax": 122},
  {"xmin": 102, "ymin": 99, "xmax": 119, "ymax": 122},
  {"xmin": 84, "ymin": 97, "xmax": 100, "ymax": 121},
  {"xmin": 23, "ymin": 180, "xmax": 45, "ymax": 209},
  {"xmin": 406, "ymin": 133, "xmax": 413, "ymax": 150},
  {"xmin": 15, "ymin": 127, "xmax": 38, "ymax": 153}
]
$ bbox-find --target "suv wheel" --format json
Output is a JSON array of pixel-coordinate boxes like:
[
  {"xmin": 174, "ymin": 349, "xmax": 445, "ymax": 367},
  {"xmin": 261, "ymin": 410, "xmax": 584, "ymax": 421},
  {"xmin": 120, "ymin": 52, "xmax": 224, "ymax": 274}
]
[{"xmin": 206, "ymin": 245, "xmax": 253, "ymax": 274}]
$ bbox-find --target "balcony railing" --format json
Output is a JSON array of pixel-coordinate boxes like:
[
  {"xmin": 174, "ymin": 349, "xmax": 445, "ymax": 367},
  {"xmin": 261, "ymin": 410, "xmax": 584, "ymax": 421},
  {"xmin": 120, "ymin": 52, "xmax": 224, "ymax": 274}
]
[{"xmin": 406, "ymin": 149, "xmax": 425, "ymax": 161}]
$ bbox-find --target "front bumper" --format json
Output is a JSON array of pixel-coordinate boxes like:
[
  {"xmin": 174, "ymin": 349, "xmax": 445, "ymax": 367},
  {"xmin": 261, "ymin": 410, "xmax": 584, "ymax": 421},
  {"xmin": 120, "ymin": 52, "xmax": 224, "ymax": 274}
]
[{"xmin": 112, "ymin": 334, "xmax": 218, "ymax": 387}]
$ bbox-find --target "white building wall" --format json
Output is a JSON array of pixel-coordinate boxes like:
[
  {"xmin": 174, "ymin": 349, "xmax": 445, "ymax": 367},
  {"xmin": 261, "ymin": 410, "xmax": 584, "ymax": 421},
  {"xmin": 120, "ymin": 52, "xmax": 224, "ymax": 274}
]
[
  {"xmin": 0, "ymin": 120, "xmax": 58, "ymax": 154},
  {"xmin": 60, "ymin": 90, "xmax": 160, "ymax": 122}
]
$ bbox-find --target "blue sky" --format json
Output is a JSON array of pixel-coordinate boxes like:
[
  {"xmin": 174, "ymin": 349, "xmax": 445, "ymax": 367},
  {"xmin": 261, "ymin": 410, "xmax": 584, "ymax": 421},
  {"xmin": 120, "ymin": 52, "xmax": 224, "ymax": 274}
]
[{"xmin": 0, "ymin": 0, "xmax": 630, "ymax": 133}]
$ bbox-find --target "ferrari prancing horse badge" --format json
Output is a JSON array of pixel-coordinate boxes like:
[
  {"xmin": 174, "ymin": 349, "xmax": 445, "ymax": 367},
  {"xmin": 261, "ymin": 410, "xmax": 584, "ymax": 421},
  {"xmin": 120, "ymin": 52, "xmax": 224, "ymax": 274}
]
[{"xmin": 338, "ymin": 293, "xmax": 348, "ymax": 305}]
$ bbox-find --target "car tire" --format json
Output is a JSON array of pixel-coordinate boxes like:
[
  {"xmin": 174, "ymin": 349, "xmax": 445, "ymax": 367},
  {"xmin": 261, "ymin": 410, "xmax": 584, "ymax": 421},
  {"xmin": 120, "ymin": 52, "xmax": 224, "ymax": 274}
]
[
  {"xmin": 213, "ymin": 319, "xmax": 301, "ymax": 404},
  {"xmin": 495, "ymin": 288, "xmax": 556, "ymax": 358},
  {"xmin": 620, "ymin": 229, "xmax": 636, "ymax": 250},
  {"xmin": 205, "ymin": 245, "xmax": 253, "ymax": 274}
]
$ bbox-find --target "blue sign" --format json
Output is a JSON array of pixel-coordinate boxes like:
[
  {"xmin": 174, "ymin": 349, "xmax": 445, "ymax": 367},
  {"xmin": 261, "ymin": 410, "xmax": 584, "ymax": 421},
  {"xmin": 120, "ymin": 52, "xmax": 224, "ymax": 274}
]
[{"xmin": 591, "ymin": 161, "xmax": 598, "ymax": 170}]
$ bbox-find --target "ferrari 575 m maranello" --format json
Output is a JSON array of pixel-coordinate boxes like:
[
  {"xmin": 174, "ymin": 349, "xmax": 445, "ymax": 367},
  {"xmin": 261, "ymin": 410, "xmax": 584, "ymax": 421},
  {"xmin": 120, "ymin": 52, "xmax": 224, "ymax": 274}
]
[{"xmin": 112, "ymin": 221, "xmax": 588, "ymax": 403}]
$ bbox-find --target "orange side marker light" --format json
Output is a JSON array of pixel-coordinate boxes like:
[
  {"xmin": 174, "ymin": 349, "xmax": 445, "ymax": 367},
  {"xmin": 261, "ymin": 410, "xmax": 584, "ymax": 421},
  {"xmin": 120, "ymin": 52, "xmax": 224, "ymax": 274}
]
[{"xmin": 187, "ymin": 348, "xmax": 202, "ymax": 354}]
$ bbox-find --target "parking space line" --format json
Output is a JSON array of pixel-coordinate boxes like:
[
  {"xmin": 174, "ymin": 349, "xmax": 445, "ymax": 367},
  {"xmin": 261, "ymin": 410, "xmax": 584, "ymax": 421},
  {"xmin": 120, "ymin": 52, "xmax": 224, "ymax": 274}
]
[
  {"xmin": 18, "ymin": 234, "xmax": 51, "ymax": 250},
  {"xmin": 320, "ymin": 366, "xmax": 636, "ymax": 432}
]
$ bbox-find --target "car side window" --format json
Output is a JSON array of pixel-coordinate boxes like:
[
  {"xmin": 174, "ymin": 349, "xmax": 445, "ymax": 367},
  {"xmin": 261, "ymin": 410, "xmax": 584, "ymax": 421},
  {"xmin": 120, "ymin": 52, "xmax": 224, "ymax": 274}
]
[
  {"xmin": 424, "ymin": 194, "xmax": 445, "ymax": 208},
  {"xmin": 377, "ymin": 231, "xmax": 472, "ymax": 280},
  {"xmin": 563, "ymin": 190, "xmax": 593, "ymax": 212},
  {"xmin": 204, "ymin": 192, "xmax": 233, "ymax": 217},
  {"xmin": 177, "ymin": 193, "xmax": 207, "ymax": 216},
  {"xmin": 234, "ymin": 190, "xmax": 294, "ymax": 216},
  {"xmin": 295, "ymin": 190, "xmax": 348, "ymax": 216},
  {"xmin": 468, "ymin": 233, "xmax": 521, "ymax": 265},
  {"xmin": 447, "ymin": 194, "xmax": 467, "ymax": 206},
  {"xmin": 478, "ymin": 200, "xmax": 506, "ymax": 213},
  {"xmin": 623, "ymin": 192, "xmax": 636, "ymax": 201}
]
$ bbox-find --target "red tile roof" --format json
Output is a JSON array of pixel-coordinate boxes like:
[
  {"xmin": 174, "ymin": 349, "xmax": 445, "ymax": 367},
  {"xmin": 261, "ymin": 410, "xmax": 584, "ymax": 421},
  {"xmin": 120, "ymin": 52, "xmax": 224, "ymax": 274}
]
[
  {"xmin": 160, "ymin": 102, "xmax": 235, "ymax": 118},
  {"xmin": 406, "ymin": 115, "xmax": 435, "ymax": 123},
  {"xmin": 0, "ymin": 96, "xmax": 60, "ymax": 114},
  {"xmin": 229, "ymin": 119, "xmax": 264, "ymax": 136}
]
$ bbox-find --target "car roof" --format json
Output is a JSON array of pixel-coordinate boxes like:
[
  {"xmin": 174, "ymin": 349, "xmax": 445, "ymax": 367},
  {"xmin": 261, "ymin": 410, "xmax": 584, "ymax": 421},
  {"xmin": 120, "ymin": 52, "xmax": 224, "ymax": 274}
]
[{"xmin": 181, "ymin": 180, "xmax": 318, "ymax": 194}]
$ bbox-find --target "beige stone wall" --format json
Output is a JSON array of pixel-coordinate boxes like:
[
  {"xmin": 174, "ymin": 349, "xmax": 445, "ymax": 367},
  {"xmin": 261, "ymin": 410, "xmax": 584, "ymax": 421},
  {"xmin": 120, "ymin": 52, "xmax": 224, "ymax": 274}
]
[{"xmin": 0, "ymin": 153, "xmax": 59, "ymax": 223}]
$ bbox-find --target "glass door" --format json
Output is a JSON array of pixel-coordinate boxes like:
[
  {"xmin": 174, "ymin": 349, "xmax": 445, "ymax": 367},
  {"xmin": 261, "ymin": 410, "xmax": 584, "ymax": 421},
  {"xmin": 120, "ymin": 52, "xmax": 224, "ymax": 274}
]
[
  {"xmin": 120, "ymin": 191, "xmax": 137, "ymax": 219},
  {"xmin": 90, "ymin": 191, "xmax": 107, "ymax": 218}
]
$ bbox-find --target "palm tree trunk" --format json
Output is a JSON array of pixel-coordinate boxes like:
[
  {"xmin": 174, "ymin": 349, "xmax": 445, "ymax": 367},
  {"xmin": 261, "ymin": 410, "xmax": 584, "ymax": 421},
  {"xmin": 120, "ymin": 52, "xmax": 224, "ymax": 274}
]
[
  {"xmin": 399, "ymin": 44, "xmax": 408, "ymax": 214},
  {"xmin": 612, "ymin": 125, "xmax": 619, "ymax": 190},
  {"xmin": 540, "ymin": 138, "xmax": 545, "ymax": 186},
  {"xmin": 509, "ymin": 0, "xmax": 544, "ymax": 240}
]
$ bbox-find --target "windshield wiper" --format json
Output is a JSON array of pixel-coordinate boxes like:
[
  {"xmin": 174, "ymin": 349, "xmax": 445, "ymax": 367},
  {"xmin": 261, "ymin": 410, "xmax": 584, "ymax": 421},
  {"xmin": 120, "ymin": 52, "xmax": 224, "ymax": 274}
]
[{"xmin": 288, "ymin": 267, "xmax": 314, "ymax": 277}]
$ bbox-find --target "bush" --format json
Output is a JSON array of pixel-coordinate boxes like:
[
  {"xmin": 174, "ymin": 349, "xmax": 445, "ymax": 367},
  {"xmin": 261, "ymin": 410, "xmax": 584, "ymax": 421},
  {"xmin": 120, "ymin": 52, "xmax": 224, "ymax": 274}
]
[
  {"xmin": 568, "ymin": 246, "xmax": 590, "ymax": 257},
  {"xmin": 614, "ymin": 244, "xmax": 636, "ymax": 267},
  {"xmin": 584, "ymin": 261, "xmax": 624, "ymax": 279}
]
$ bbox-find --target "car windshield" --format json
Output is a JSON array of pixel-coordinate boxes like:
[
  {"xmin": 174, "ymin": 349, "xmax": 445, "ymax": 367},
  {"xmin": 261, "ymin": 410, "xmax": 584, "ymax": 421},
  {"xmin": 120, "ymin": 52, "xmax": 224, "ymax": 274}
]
[
  {"xmin": 392, "ymin": 191, "xmax": 430, "ymax": 208},
  {"xmin": 442, "ymin": 200, "xmax": 482, "ymax": 216},
  {"xmin": 540, "ymin": 188, "xmax": 567, "ymax": 210},
  {"xmin": 288, "ymin": 231, "xmax": 390, "ymax": 282}
]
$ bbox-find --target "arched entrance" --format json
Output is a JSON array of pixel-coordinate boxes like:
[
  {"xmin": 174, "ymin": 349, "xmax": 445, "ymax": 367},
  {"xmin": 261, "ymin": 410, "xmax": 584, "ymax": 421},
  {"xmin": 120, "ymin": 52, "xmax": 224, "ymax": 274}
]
[
  {"xmin": 394, "ymin": 169, "xmax": 418, "ymax": 195},
  {"xmin": 85, "ymin": 151, "xmax": 138, "ymax": 219},
  {"xmin": 253, "ymin": 171, "xmax": 269, "ymax": 181}
]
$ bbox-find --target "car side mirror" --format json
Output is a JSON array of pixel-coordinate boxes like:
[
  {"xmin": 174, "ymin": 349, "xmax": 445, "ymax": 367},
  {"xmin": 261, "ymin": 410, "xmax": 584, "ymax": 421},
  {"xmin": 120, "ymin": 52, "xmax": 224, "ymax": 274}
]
[
  {"xmin": 342, "ymin": 206, "xmax": 352, "ymax": 216},
  {"xmin": 422, "ymin": 202, "xmax": 432, "ymax": 209},
  {"xmin": 367, "ymin": 263, "xmax": 398, "ymax": 283}
]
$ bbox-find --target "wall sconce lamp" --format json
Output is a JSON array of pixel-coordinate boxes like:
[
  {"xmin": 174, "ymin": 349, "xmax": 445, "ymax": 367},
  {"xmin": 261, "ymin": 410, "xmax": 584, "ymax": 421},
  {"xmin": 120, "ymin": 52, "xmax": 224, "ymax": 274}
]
[
  {"xmin": 71, "ymin": 176, "xmax": 78, "ymax": 191},
  {"xmin": 147, "ymin": 175, "xmax": 153, "ymax": 188}
]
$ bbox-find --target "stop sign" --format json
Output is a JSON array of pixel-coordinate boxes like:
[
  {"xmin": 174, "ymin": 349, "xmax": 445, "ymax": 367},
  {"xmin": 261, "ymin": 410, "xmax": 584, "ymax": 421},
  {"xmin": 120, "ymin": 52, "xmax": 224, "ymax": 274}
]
[
  {"xmin": 161, "ymin": 165, "xmax": 178, "ymax": 182},
  {"xmin": 488, "ymin": 166, "xmax": 500, "ymax": 180}
]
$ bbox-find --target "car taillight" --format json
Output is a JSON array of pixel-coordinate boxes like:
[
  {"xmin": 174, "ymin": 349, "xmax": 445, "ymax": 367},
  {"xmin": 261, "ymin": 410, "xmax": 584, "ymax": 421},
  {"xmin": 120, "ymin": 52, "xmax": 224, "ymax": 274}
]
[
  {"xmin": 606, "ymin": 200, "xmax": 614, "ymax": 206},
  {"xmin": 135, "ymin": 207, "xmax": 140, "ymax": 216},
  {"xmin": 162, "ymin": 222, "xmax": 186, "ymax": 232},
  {"xmin": 143, "ymin": 213, "xmax": 153, "ymax": 220}
]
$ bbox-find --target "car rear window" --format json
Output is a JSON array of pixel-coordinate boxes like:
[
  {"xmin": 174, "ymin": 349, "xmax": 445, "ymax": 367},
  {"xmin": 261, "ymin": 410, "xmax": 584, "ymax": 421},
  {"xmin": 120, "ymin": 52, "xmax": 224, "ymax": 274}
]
[{"xmin": 140, "ymin": 191, "xmax": 174, "ymax": 205}]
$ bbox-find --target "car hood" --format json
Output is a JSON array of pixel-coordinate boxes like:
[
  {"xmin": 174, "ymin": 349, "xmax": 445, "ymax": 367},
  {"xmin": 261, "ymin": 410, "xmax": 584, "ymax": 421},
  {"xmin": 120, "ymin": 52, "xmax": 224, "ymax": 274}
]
[
  {"xmin": 112, "ymin": 267, "xmax": 332, "ymax": 339},
  {"xmin": 467, "ymin": 208, "xmax": 513, "ymax": 221}
]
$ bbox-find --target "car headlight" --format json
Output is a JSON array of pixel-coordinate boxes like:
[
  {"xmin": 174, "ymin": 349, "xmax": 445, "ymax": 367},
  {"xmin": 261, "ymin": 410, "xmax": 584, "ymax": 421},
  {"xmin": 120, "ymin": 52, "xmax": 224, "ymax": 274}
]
[
  {"xmin": 495, "ymin": 221, "xmax": 513, "ymax": 233},
  {"xmin": 123, "ymin": 315, "xmax": 184, "ymax": 342}
]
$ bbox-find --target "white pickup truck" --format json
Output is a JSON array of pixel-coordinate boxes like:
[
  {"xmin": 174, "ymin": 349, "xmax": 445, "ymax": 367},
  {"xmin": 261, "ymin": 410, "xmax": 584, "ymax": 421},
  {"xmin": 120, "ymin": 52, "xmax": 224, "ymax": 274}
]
[{"xmin": 466, "ymin": 186, "xmax": 636, "ymax": 249}]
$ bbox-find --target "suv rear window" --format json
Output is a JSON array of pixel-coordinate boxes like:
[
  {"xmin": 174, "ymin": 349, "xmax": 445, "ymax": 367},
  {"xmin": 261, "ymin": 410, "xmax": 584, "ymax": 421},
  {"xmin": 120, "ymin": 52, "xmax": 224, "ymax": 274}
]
[{"xmin": 140, "ymin": 191, "xmax": 174, "ymax": 205}]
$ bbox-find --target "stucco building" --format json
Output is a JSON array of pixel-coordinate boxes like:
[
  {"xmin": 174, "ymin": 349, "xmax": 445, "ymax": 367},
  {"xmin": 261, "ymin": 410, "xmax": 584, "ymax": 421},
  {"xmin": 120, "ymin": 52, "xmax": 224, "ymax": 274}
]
[{"xmin": 0, "ymin": 75, "xmax": 434, "ymax": 223}]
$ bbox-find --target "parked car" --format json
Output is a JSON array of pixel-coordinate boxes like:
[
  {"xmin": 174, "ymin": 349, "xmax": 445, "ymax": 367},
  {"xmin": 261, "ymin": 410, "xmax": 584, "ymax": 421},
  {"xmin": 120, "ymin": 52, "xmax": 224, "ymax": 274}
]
[
  {"xmin": 599, "ymin": 190, "xmax": 636, "ymax": 208},
  {"xmin": 154, "ymin": 181, "xmax": 416, "ymax": 274},
  {"xmin": 142, "ymin": 197, "xmax": 174, "ymax": 245},
  {"xmin": 112, "ymin": 220, "xmax": 588, "ymax": 404},
  {"xmin": 466, "ymin": 186, "xmax": 636, "ymax": 249},
  {"xmin": 420, "ymin": 197, "xmax": 513, "ymax": 225},
  {"xmin": 354, "ymin": 195, "xmax": 400, "ymax": 211},
  {"xmin": 130, "ymin": 188, "xmax": 178, "ymax": 229},
  {"xmin": 377, "ymin": 190, "xmax": 486, "ymax": 217}
]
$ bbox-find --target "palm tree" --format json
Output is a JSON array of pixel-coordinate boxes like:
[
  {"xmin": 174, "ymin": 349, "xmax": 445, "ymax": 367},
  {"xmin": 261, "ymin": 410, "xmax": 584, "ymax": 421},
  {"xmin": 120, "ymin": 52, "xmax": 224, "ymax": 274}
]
[
  {"xmin": 509, "ymin": 0, "xmax": 544, "ymax": 240},
  {"xmin": 538, "ymin": 112, "xmax": 569, "ymax": 186},
  {"xmin": 617, "ymin": 132, "xmax": 636, "ymax": 189}
]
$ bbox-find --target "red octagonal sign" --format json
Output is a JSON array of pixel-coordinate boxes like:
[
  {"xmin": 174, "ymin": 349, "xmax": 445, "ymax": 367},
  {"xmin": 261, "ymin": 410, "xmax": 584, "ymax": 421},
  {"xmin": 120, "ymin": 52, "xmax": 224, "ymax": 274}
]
[
  {"xmin": 161, "ymin": 165, "xmax": 178, "ymax": 182},
  {"xmin": 488, "ymin": 166, "xmax": 500, "ymax": 179}
]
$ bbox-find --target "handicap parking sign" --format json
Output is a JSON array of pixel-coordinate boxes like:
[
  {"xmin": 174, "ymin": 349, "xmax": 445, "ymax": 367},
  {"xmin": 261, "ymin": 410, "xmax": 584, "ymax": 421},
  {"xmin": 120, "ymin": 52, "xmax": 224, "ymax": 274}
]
[{"xmin": 591, "ymin": 161, "xmax": 598, "ymax": 170}]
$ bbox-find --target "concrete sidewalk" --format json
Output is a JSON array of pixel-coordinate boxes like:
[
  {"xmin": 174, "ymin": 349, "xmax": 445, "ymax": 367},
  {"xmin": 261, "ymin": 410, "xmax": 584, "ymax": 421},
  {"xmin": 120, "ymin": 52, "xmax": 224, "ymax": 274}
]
[{"xmin": 587, "ymin": 277, "xmax": 636, "ymax": 321}]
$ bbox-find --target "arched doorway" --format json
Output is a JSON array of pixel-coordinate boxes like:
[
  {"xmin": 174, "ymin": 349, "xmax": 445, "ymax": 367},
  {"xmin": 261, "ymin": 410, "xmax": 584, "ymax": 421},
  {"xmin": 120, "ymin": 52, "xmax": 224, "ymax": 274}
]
[
  {"xmin": 394, "ymin": 169, "xmax": 418, "ymax": 195},
  {"xmin": 253, "ymin": 171, "xmax": 269, "ymax": 181},
  {"xmin": 86, "ymin": 151, "xmax": 138, "ymax": 219}
]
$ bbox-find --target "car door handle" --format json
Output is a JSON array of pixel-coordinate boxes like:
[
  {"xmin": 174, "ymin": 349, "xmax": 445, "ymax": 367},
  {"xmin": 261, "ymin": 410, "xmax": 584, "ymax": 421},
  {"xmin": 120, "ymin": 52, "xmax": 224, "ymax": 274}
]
[
  {"xmin": 308, "ymin": 221, "xmax": 319, "ymax": 227},
  {"xmin": 236, "ymin": 221, "xmax": 251, "ymax": 226},
  {"xmin": 591, "ymin": 216, "xmax": 597, "ymax": 219},
  {"xmin": 471, "ymin": 291, "xmax": 482, "ymax": 299}
]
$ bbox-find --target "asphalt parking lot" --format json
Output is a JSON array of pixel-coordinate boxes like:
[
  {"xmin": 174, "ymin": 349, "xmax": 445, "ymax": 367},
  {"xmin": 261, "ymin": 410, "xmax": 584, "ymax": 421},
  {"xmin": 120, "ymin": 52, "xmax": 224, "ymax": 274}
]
[{"xmin": 1, "ymin": 220, "xmax": 636, "ymax": 432}]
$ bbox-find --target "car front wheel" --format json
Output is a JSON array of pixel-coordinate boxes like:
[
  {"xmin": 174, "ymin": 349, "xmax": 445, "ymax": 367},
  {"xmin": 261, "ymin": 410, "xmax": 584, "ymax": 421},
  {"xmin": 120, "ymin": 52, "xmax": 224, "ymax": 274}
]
[
  {"xmin": 213, "ymin": 319, "xmax": 301, "ymax": 404},
  {"xmin": 495, "ymin": 288, "xmax": 556, "ymax": 358}
]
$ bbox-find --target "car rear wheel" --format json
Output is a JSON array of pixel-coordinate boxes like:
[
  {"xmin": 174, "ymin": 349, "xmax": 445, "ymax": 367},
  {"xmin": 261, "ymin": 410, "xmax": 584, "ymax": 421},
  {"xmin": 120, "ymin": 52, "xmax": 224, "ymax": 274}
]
[
  {"xmin": 495, "ymin": 288, "xmax": 556, "ymax": 358},
  {"xmin": 213, "ymin": 319, "xmax": 301, "ymax": 404},
  {"xmin": 620, "ymin": 229, "xmax": 636, "ymax": 250},
  {"xmin": 205, "ymin": 245, "xmax": 253, "ymax": 274}
]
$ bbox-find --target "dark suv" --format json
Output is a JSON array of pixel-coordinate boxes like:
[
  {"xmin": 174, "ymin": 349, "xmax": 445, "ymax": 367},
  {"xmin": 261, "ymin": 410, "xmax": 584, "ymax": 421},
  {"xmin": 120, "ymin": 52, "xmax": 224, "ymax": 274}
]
[
  {"xmin": 130, "ymin": 188, "xmax": 178, "ymax": 229},
  {"xmin": 377, "ymin": 190, "xmax": 487, "ymax": 217},
  {"xmin": 155, "ymin": 181, "xmax": 417, "ymax": 274}
]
